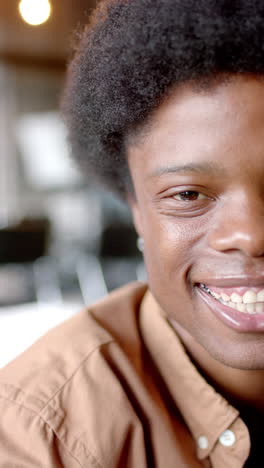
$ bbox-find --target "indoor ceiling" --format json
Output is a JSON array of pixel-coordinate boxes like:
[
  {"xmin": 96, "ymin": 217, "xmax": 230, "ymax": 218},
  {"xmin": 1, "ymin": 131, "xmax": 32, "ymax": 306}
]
[{"xmin": 0, "ymin": 0, "xmax": 97, "ymax": 68}]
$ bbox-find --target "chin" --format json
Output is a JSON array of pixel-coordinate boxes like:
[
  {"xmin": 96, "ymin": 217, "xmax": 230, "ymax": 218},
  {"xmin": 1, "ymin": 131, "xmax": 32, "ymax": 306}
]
[{"xmin": 203, "ymin": 337, "xmax": 264, "ymax": 371}]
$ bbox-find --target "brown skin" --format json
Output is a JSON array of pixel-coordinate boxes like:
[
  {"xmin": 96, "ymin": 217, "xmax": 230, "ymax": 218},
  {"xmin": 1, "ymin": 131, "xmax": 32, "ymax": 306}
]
[{"xmin": 127, "ymin": 75, "xmax": 264, "ymax": 411}]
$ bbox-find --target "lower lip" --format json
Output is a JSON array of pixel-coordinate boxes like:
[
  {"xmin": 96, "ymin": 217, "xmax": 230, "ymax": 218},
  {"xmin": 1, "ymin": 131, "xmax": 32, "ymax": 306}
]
[{"xmin": 196, "ymin": 286, "xmax": 264, "ymax": 332}]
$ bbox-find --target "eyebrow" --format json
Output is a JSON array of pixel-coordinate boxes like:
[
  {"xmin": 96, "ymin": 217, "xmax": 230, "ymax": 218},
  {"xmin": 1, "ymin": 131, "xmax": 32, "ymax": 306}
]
[{"xmin": 148, "ymin": 162, "xmax": 226, "ymax": 178}]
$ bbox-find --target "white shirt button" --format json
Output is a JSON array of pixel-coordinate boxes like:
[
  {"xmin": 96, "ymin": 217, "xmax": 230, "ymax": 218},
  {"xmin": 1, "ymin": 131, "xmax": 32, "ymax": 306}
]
[
  {"xmin": 198, "ymin": 436, "xmax": 209, "ymax": 450},
  {"xmin": 219, "ymin": 430, "xmax": 236, "ymax": 447}
]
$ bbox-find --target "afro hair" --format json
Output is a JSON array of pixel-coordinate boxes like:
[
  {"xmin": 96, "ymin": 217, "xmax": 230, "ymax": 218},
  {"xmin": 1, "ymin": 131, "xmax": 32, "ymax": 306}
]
[{"xmin": 62, "ymin": 0, "xmax": 264, "ymax": 197}]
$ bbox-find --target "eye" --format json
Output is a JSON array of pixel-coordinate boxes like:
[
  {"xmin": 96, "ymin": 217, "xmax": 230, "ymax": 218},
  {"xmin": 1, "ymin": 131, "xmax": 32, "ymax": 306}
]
[{"xmin": 173, "ymin": 191, "xmax": 208, "ymax": 201}]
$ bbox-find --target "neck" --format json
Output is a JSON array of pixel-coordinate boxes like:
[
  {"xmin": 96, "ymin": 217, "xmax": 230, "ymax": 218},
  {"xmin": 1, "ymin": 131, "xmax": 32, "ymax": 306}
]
[{"xmin": 170, "ymin": 319, "xmax": 264, "ymax": 413}]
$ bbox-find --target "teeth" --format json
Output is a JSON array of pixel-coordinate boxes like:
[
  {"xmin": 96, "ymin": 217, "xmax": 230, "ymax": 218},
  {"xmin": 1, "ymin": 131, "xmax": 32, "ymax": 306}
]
[
  {"xmin": 246, "ymin": 303, "xmax": 255, "ymax": 314},
  {"xmin": 236, "ymin": 303, "xmax": 246, "ymax": 313},
  {"xmin": 257, "ymin": 290, "xmax": 264, "ymax": 301},
  {"xmin": 207, "ymin": 288, "xmax": 221, "ymax": 299},
  {"xmin": 256, "ymin": 303, "xmax": 264, "ymax": 313},
  {"xmin": 211, "ymin": 291, "xmax": 220, "ymax": 299},
  {"xmin": 208, "ymin": 288, "xmax": 264, "ymax": 304},
  {"xmin": 221, "ymin": 292, "xmax": 230, "ymax": 302},
  {"xmin": 243, "ymin": 290, "xmax": 257, "ymax": 304},
  {"xmin": 201, "ymin": 284, "xmax": 264, "ymax": 315},
  {"xmin": 227, "ymin": 301, "xmax": 262, "ymax": 314},
  {"xmin": 230, "ymin": 292, "xmax": 242, "ymax": 303}
]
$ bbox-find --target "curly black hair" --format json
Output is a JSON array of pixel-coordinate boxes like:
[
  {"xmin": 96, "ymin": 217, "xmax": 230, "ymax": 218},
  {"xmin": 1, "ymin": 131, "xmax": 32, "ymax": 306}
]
[{"xmin": 62, "ymin": 0, "xmax": 264, "ymax": 197}]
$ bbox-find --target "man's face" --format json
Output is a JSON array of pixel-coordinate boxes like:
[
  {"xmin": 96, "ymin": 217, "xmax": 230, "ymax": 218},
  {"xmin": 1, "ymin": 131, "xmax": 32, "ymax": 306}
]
[{"xmin": 128, "ymin": 75, "xmax": 264, "ymax": 370}]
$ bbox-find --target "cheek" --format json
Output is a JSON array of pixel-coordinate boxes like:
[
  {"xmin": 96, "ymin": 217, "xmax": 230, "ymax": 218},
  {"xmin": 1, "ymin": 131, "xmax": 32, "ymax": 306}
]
[
  {"xmin": 142, "ymin": 214, "xmax": 198, "ymax": 284},
  {"xmin": 140, "ymin": 212, "xmax": 210, "ymax": 338}
]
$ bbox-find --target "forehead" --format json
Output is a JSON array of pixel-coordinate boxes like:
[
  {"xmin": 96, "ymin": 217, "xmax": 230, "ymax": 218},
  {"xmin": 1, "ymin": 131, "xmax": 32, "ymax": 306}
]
[
  {"xmin": 127, "ymin": 74, "xmax": 264, "ymax": 175},
  {"xmin": 145, "ymin": 75, "xmax": 264, "ymax": 143}
]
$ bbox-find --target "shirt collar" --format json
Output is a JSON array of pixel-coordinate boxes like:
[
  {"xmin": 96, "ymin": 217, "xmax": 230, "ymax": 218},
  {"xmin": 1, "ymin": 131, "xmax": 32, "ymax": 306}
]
[{"xmin": 139, "ymin": 290, "xmax": 240, "ymax": 460}]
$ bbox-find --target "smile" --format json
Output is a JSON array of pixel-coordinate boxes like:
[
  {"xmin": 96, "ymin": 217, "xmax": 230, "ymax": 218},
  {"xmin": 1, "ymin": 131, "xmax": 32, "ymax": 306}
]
[
  {"xmin": 200, "ymin": 283, "xmax": 264, "ymax": 315},
  {"xmin": 196, "ymin": 282, "xmax": 264, "ymax": 332}
]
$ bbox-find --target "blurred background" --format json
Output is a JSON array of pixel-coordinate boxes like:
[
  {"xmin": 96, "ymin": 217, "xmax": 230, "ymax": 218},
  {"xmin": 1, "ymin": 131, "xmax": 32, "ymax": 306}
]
[{"xmin": 0, "ymin": 0, "xmax": 145, "ymax": 366}]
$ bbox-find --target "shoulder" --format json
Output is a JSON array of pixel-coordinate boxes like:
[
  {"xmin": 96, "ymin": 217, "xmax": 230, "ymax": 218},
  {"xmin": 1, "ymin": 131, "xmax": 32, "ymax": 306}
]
[
  {"xmin": 0, "ymin": 281, "xmax": 148, "ymax": 467},
  {"xmin": 0, "ymin": 281, "xmax": 147, "ymax": 395}
]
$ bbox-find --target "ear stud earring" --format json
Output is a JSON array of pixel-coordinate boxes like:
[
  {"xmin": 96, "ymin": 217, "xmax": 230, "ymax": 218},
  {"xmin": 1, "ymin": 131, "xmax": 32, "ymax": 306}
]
[{"xmin": 137, "ymin": 237, "xmax": 144, "ymax": 253}]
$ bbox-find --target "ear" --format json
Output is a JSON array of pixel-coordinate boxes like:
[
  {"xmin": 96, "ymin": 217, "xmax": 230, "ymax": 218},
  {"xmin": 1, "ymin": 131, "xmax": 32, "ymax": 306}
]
[{"xmin": 127, "ymin": 195, "xmax": 143, "ymax": 237}]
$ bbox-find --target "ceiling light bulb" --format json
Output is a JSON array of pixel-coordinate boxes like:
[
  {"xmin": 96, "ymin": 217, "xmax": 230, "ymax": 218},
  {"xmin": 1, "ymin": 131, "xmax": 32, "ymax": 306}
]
[{"xmin": 19, "ymin": 0, "xmax": 51, "ymax": 26}]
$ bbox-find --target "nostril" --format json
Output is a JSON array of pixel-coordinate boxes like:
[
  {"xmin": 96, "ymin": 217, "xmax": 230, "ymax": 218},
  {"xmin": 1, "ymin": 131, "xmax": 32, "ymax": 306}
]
[{"xmin": 208, "ymin": 226, "xmax": 264, "ymax": 258}]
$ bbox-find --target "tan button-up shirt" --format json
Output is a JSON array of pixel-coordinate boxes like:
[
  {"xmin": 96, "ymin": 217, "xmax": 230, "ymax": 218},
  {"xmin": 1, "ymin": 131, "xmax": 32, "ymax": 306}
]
[{"xmin": 0, "ymin": 282, "xmax": 250, "ymax": 467}]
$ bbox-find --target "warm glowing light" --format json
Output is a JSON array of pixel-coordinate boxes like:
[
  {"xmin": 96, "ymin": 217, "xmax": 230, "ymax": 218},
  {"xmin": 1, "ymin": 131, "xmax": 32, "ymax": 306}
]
[{"xmin": 19, "ymin": 0, "xmax": 51, "ymax": 26}]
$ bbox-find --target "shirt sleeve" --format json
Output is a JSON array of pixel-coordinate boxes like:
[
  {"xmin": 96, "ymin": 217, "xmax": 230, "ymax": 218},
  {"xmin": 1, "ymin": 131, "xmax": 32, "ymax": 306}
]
[{"xmin": 0, "ymin": 392, "xmax": 83, "ymax": 468}]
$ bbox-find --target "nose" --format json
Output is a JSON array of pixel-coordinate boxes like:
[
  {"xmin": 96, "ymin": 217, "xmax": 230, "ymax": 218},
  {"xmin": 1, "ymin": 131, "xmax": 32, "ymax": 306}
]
[{"xmin": 208, "ymin": 195, "xmax": 264, "ymax": 258}]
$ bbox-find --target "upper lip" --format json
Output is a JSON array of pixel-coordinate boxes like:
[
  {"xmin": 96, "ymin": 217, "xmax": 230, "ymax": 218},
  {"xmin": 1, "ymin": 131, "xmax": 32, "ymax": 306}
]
[{"xmin": 196, "ymin": 276, "xmax": 264, "ymax": 288}]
